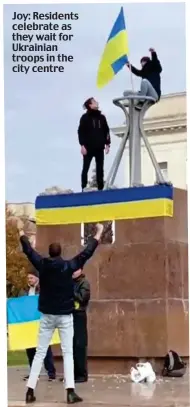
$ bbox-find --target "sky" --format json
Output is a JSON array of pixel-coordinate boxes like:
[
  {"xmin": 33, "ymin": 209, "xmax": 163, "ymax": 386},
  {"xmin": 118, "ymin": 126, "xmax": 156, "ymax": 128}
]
[{"xmin": 4, "ymin": 2, "xmax": 186, "ymax": 203}]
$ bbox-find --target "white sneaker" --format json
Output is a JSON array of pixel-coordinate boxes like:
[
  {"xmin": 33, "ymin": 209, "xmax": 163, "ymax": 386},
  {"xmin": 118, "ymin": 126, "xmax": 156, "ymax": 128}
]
[{"xmin": 83, "ymin": 187, "xmax": 98, "ymax": 193}]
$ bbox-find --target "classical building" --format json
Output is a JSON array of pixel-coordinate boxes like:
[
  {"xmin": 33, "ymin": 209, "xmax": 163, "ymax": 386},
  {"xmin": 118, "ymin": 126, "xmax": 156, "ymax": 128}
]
[
  {"xmin": 7, "ymin": 202, "xmax": 35, "ymax": 218},
  {"xmin": 7, "ymin": 187, "xmax": 72, "ymax": 218},
  {"xmin": 111, "ymin": 92, "xmax": 187, "ymax": 189}
]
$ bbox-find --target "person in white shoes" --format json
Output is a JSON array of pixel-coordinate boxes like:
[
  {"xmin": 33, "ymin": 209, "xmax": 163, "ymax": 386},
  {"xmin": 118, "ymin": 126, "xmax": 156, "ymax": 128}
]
[{"xmin": 16, "ymin": 219, "xmax": 104, "ymax": 405}]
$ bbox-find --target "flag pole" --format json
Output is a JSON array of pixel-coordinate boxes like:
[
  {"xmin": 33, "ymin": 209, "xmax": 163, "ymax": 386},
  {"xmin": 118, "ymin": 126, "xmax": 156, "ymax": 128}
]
[
  {"xmin": 122, "ymin": 6, "xmax": 135, "ymax": 93},
  {"xmin": 129, "ymin": 62, "xmax": 135, "ymax": 93}
]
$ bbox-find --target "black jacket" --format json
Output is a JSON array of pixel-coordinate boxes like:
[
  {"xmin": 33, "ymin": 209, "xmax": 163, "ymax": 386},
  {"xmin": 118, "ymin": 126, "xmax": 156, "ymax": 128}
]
[
  {"xmin": 73, "ymin": 274, "xmax": 90, "ymax": 313},
  {"xmin": 78, "ymin": 109, "xmax": 111, "ymax": 151},
  {"xmin": 131, "ymin": 52, "xmax": 162, "ymax": 98},
  {"xmin": 20, "ymin": 235, "xmax": 98, "ymax": 315}
]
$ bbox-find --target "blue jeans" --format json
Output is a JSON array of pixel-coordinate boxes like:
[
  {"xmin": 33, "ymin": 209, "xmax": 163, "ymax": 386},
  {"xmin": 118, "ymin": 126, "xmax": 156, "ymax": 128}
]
[
  {"xmin": 140, "ymin": 79, "xmax": 159, "ymax": 101},
  {"xmin": 26, "ymin": 346, "xmax": 56, "ymax": 378}
]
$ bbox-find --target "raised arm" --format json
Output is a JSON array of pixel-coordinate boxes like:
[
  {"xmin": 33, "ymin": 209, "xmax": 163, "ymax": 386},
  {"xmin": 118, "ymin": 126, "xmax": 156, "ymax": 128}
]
[
  {"xmin": 150, "ymin": 48, "xmax": 162, "ymax": 73},
  {"xmin": 66, "ymin": 223, "xmax": 104, "ymax": 273},
  {"xmin": 20, "ymin": 234, "xmax": 43, "ymax": 272},
  {"xmin": 16, "ymin": 219, "xmax": 43, "ymax": 271}
]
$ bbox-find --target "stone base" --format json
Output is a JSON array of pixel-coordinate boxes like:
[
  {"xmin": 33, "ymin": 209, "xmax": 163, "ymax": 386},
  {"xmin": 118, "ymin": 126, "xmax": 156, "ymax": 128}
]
[{"xmin": 36, "ymin": 188, "xmax": 189, "ymax": 360}]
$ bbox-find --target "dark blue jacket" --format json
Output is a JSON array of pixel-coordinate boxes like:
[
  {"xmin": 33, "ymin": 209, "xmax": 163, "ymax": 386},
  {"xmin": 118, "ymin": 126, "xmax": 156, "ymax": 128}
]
[
  {"xmin": 20, "ymin": 235, "xmax": 98, "ymax": 315},
  {"xmin": 131, "ymin": 52, "xmax": 162, "ymax": 98}
]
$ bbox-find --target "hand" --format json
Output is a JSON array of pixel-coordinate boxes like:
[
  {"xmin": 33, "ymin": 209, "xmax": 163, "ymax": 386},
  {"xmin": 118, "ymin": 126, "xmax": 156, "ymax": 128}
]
[
  {"xmin": 81, "ymin": 145, "xmax": 87, "ymax": 156},
  {"xmin": 149, "ymin": 48, "xmax": 155, "ymax": 53},
  {"xmin": 17, "ymin": 218, "xmax": 24, "ymax": 231},
  {"xmin": 29, "ymin": 235, "xmax": 36, "ymax": 248},
  {"xmin": 105, "ymin": 145, "xmax": 110, "ymax": 154},
  {"xmin": 96, "ymin": 223, "xmax": 104, "ymax": 234},
  {"xmin": 94, "ymin": 223, "xmax": 104, "ymax": 242}
]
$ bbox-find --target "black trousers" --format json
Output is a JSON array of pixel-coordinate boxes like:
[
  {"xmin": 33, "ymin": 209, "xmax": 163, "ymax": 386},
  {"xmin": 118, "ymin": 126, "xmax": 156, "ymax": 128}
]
[
  {"xmin": 26, "ymin": 346, "xmax": 56, "ymax": 378},
  {"xmin": 73, "ymin": 312, "xmax": 88, "ymax": 380},
  {"xmin": 81, "ymin": 149, "xmax": 104, "ymax": 190}
]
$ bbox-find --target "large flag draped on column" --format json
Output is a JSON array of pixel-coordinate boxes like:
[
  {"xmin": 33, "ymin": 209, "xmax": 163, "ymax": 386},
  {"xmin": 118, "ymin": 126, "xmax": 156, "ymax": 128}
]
[
  {"xmin": 7, "ymin": 295, "xmax": 60, "ymax": 350},
  {"xmin": 35, "ymin": 185, "xmax": 174, "ymax": 225},
  {"xmin": 96, "ymin": 7, "xmax": 129, "ymax": 88}
]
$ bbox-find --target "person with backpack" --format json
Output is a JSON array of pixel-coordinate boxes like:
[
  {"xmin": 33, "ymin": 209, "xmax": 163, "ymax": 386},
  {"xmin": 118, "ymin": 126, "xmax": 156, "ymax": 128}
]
[
  {"xmin": 126, "ymin": 48, "xmax": 162, "ymax": 109},
  {"xmin": 59, "ymin": 268, "xmax": 90, "ymax": 384},
  {"xmin": 73, "ymin": 268, "xmax": 90, "ymax": 383},
  {"xmin": 22, "ymin": 270, "xmax": 56, "ymax": 382},
  {"xmin": 78, "ymin": 97, "xmax": 111, "ymax": 191},
  {"xmin": 16, "ymin": 218, "xmax": 104, "ymax": 404}
]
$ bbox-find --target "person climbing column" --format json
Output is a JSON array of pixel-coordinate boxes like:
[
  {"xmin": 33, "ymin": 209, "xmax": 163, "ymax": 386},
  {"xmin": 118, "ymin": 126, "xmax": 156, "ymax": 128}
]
[
  {"xmin": 126, "ymin": 48, "xmax": 162, "ymax": 109},
  {"xmin": 78, "ymin": 97, "xmax": 111, "ymax": 191}
]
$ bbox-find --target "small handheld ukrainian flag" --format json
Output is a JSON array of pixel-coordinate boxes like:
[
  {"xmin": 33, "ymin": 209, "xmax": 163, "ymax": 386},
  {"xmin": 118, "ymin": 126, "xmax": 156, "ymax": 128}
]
[{"xmin": 97, "ymin": 7, "xmax": 129, "ymax": 88}]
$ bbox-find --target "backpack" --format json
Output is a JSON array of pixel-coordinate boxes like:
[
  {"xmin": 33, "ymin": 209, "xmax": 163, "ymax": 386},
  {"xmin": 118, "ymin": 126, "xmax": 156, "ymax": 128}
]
[{"xmin": 162, "ymin": 350, "xmax": 186, "ymax": 377}]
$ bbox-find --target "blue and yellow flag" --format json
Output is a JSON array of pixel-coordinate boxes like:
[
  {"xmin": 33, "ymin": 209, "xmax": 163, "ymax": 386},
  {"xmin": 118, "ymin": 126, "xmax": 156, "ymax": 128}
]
[
  {"xmin": 97, "ymin": 7, "xmax": 129, "ymax": 88},
  {"xmin": 7, "ymin": 295, "xmax": 60, "ymax": 351},
  {"xmin": 35, "ymin": 185, "xmax": 173, "ymax": 226}
]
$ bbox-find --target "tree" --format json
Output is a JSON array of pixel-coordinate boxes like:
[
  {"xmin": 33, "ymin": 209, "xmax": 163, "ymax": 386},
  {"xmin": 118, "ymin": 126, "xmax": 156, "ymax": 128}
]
[{"xmin": 6, "ymin": 207, "xmax": 29, "ymax": 297}]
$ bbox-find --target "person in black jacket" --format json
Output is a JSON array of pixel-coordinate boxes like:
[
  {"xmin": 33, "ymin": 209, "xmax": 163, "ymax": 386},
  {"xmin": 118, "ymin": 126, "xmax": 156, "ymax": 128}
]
[
  {"xmin": 16, "ymin": 218, "xmax": 104, "ymax": 405},
  {"xmin": 126, "ymin": 48, "xmax": 162, "ymax": 109},
  {"xmin": 78, "ymin": 97, "xmax": 111, "ymax": 191},
  {"xmin": 73, "ymin": 268, "xmax": 90, "ymax": 383},
  {"xmin": 59, "ymin": 269, "xmax": 90, "ymax": 384}
]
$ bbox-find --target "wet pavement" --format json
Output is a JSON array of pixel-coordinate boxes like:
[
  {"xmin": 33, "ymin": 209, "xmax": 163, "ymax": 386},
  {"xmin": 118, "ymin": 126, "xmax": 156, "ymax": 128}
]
[{"xmin": 8, "ymin": 367, "xmax": 189, "ymax": 407}]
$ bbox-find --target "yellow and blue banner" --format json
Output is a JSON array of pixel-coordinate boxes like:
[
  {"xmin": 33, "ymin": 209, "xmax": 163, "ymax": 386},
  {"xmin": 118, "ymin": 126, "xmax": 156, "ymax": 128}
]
[
  {"xmin": 97, "ymin": 7, "xmax": 129, "ymax": 88},
  {"xmin": 7, "ymin": 295, "xmax": 60, "ymax": 351},
  {"xmin": 35, "ymin": 185, "xmax": 173, "ymax": 226}
]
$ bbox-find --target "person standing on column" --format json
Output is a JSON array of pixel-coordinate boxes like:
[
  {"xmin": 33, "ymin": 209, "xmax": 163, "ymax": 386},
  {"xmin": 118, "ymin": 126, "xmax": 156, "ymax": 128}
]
[
  {"xmin": 16, "ymin": 219, "xmax": 104, "ymax": 404},
  {"xmin": 78, "ymin": 97, "xmax": 111, "ymax": 191},
  {"xmin": 126, "ymin": 48, "xmax": 162, "ymax": 109}
]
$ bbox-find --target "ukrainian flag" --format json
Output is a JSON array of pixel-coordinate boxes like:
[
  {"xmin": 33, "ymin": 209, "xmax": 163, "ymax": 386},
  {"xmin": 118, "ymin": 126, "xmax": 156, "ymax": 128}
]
[
  {"xmin": 35, "ymin": 185, "xmax": 173, "ymax": 226},
  {"xmin": 7, "ymin": 295, "xmax": 60, "ymax": 351},
  {"xmin": 97, "ymin": 7, "xmax": 129, "ymax": 88}
]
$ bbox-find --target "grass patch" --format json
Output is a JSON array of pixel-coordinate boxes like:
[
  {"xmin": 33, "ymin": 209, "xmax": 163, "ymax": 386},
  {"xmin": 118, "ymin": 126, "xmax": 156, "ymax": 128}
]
[{"xmin": 7, "ymin": 350, "xmax": 27, "ymax": 366}]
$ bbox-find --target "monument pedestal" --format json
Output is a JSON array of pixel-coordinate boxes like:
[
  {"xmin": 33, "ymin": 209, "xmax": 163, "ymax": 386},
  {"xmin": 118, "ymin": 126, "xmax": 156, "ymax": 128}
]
[{"xmin": 36, "ymin": 188, "xmax": 188, "ymax": 373}]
